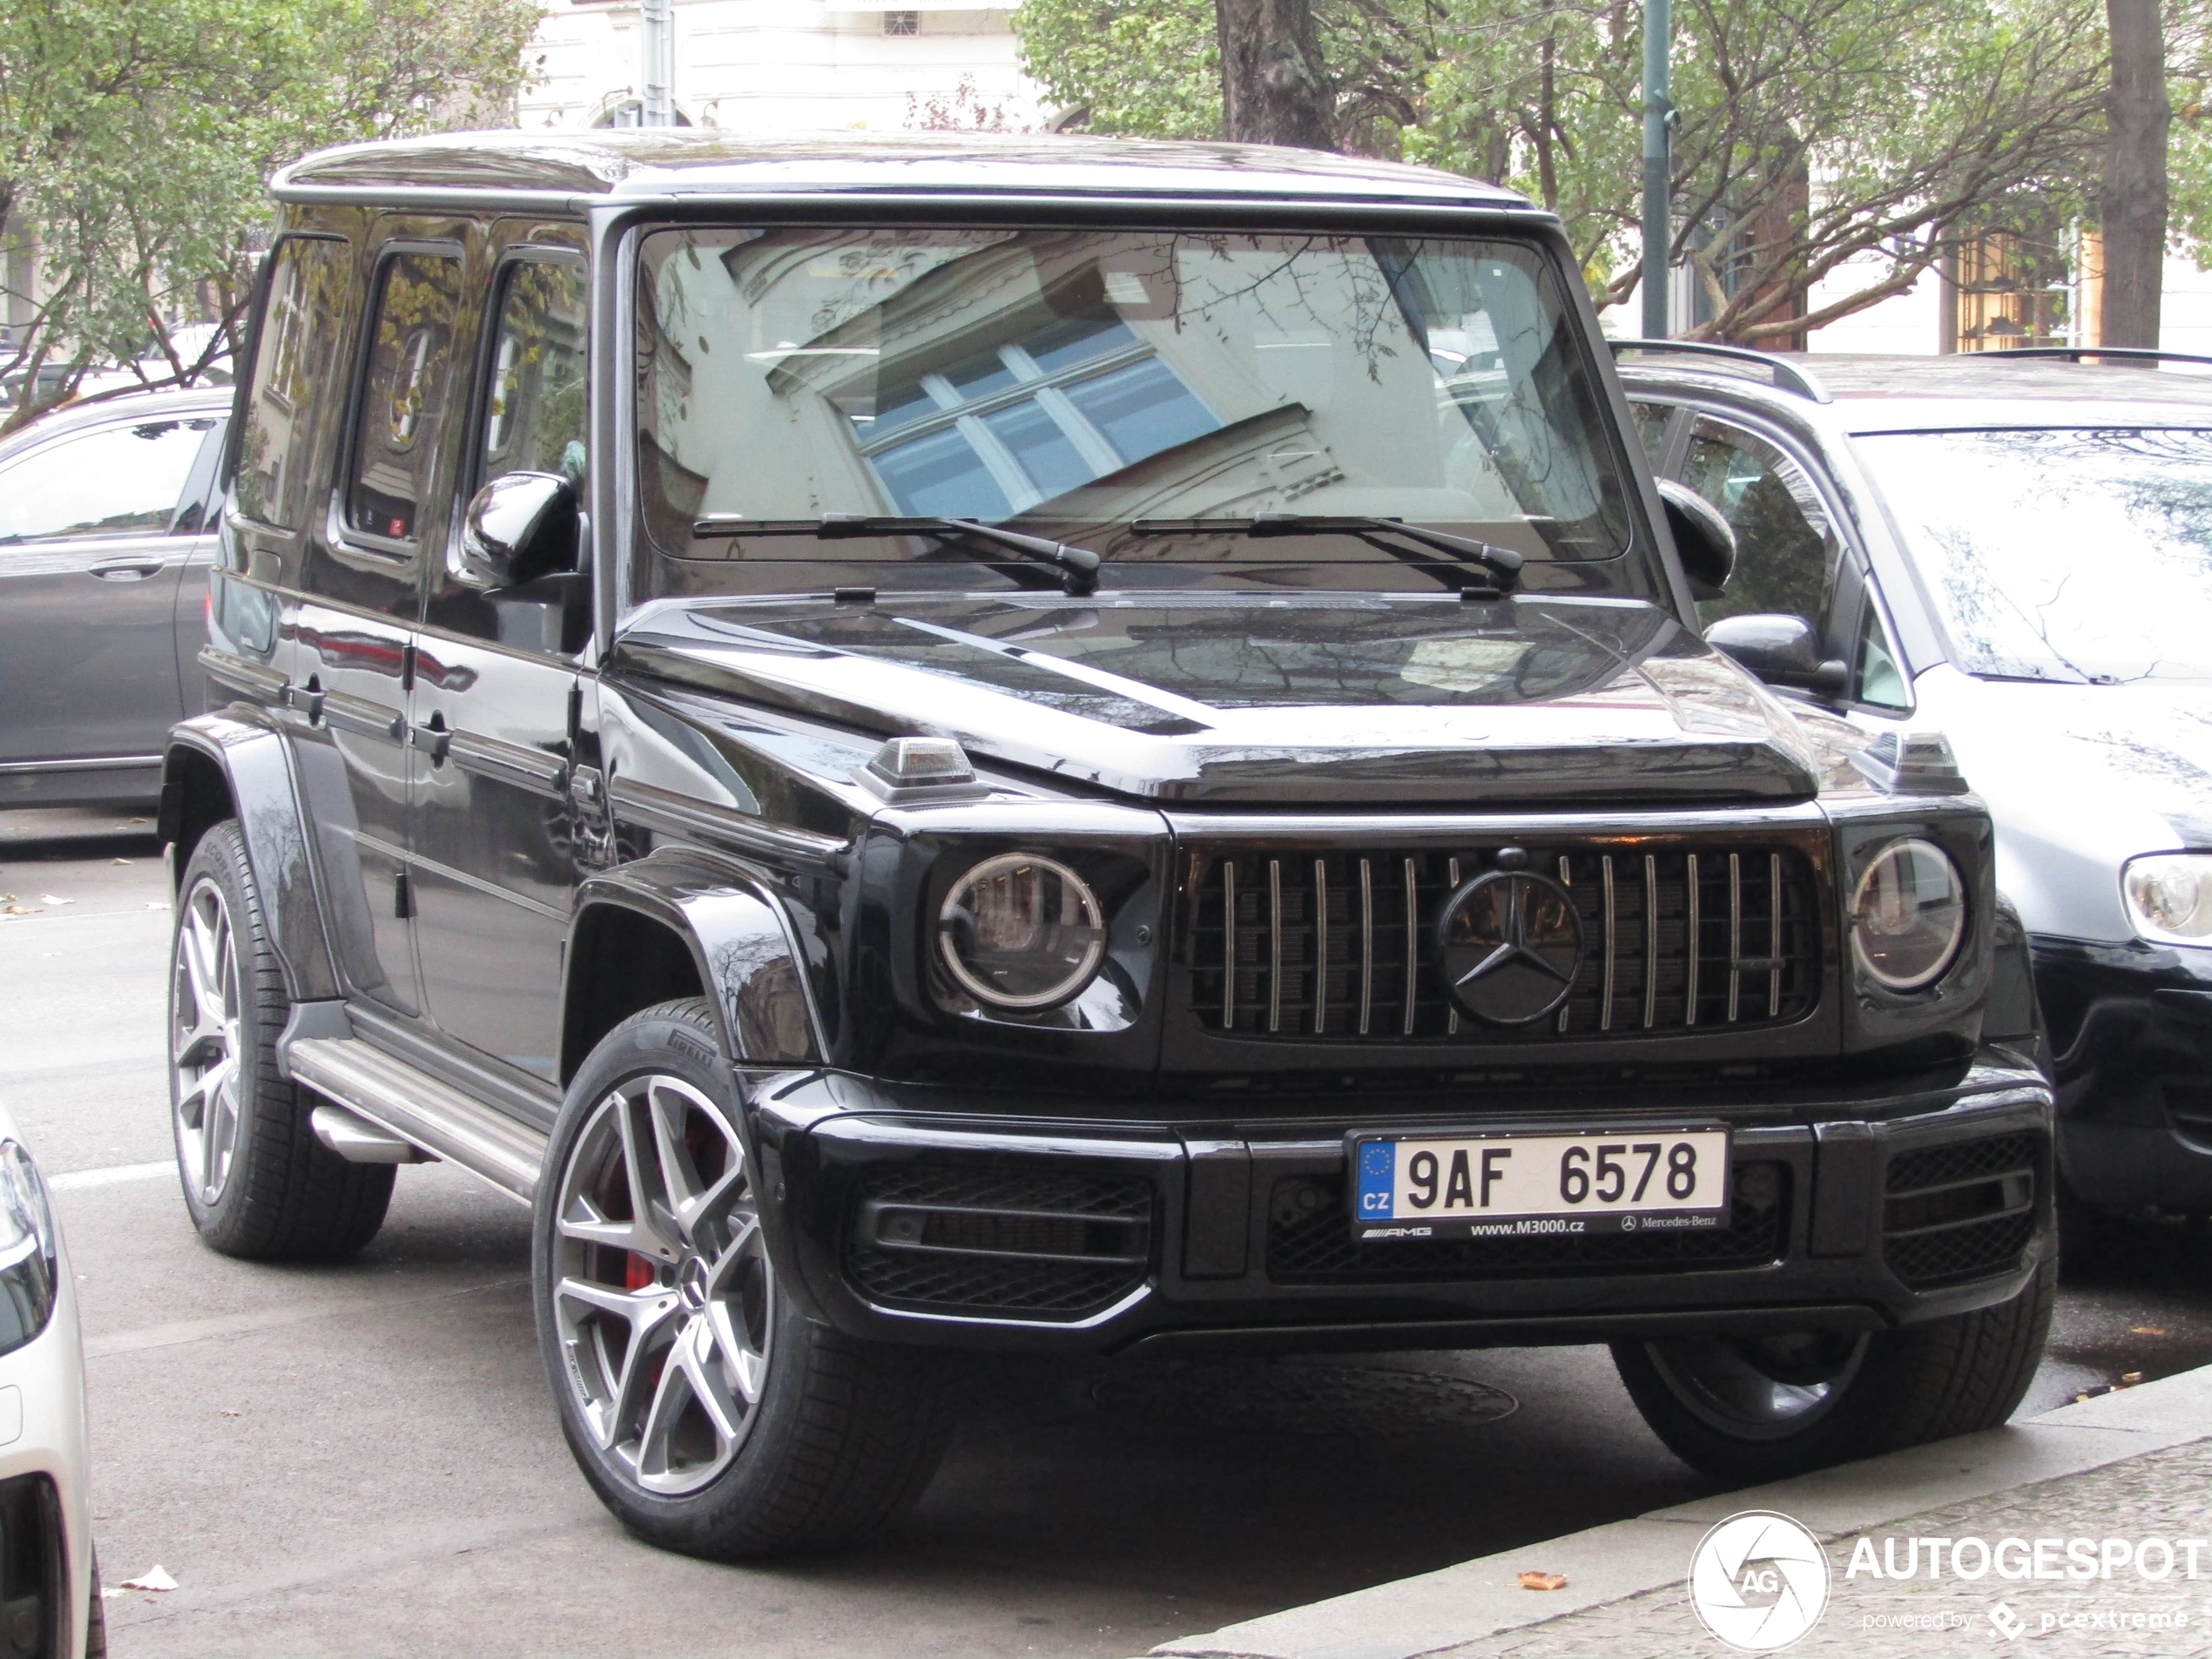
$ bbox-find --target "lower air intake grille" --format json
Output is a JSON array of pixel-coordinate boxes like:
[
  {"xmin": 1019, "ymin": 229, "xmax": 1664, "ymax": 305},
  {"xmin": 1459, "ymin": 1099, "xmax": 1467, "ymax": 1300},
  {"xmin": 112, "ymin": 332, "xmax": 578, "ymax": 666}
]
[
  {"xmin": 1883, "ymin": 1131, "xmax": 2040, "ymax": 1289},
  {"xmin": 844, "ymin": 1162, "xmax": 1155, "ymax": 1320},
  {"xmin": 1184, "ymin": 843, "xmax": 1820, "ymax": 1044},
  {"xmin": 1266, "ymin": 1163, "xmax": 1788, "ymax": 1283}
]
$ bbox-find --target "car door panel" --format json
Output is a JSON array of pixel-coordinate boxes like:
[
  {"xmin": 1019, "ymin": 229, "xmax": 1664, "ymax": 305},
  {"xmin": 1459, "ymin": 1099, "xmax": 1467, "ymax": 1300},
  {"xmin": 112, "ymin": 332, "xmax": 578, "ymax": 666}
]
[
  {"xmin": 407, "ymin": 238, "xmax": 590, "ymax": 1081},
  {"xmin": 0, "ymin": 414, "xmax": 214, "ymax": 769}
]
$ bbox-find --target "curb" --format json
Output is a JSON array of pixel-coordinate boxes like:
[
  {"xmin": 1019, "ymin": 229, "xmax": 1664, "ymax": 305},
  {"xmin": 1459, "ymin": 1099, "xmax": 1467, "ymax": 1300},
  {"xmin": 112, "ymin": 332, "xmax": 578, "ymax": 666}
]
[{"xmin": 1143, "ymin": 1362, "xmax": 2212, "ymax": 1659}]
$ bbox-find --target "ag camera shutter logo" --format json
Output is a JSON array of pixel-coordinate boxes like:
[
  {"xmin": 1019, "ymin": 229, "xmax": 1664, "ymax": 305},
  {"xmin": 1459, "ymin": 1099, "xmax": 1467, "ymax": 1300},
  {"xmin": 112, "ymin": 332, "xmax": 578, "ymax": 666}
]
[{"xmin": 1688, "ymin": 1510, "xmax": 1831, "ymax": 1651}]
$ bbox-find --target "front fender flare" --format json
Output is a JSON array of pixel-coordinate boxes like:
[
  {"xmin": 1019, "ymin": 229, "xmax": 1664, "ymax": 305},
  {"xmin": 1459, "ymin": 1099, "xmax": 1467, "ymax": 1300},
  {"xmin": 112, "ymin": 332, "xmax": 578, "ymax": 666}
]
[
  {"xmin": 567, "ymin": 848, "xmax": 826, "ymax": 1076},
  {"xmin": 160, "ymin": 713, "xmax": 340, "ymax": 1002}
]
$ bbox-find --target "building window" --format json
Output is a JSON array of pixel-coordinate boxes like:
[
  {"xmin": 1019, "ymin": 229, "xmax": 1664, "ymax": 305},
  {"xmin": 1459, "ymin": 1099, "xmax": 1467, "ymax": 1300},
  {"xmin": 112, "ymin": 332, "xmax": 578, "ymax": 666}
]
[
  {"xmin": 840, "ymin": 307, "xmax": 1219, "ymax": 518},
  {"xmin": 883, "ymin": 10, "xmax": 920, "ymax": 34},
  {"xmin": 1945, "ymin": 229, "xmax": 2071, "ymax": 352}
]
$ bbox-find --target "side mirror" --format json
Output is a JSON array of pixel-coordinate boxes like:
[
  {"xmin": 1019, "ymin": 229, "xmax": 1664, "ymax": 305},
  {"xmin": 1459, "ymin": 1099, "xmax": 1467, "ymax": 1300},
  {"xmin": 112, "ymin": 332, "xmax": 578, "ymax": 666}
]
[
  {"xmin": 458, "ymin": 471, "xmax": 578, "ymax": 590},
  {"xmin": 1656, "ymin": 478, "xmax": 1736, "ymax": 602},
  {"xmin": 1705, "ymin": 612, "xmax": 1851, "ymax": 698}
]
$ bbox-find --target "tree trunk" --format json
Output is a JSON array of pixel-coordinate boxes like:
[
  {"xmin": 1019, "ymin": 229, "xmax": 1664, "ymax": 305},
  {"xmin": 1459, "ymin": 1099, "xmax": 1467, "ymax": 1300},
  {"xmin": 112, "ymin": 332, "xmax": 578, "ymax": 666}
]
[
  {"xmin": 1215, "ymin": 0, "xmax": 1335, "ymax": 150},
  {"xmin": 2101, "ymin": 0, "xmax": 2168, "ymax": 349}
]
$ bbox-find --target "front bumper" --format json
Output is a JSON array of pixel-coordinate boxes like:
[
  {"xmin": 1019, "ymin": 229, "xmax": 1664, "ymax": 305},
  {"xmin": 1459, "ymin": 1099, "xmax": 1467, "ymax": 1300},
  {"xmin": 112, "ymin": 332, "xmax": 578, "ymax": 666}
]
[
  {"xmin": 746, "ymin": 1058, "xmax": 2054, "ymax": 1354},
  {"xmin": 2034, "ymin": 935, "xmax": 2212, "ymax": 1214}
]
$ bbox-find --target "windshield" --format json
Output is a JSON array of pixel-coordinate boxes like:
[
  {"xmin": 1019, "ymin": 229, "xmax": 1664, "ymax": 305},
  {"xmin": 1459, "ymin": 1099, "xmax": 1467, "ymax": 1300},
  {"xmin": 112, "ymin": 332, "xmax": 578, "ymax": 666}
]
[
  {"xmin": 631, "ymin": 227, "xmax": 1640, "ymax": 600},
  {"xmin": 1857, "ymin": 428, "xmax": 2212, "ymax": 683}
]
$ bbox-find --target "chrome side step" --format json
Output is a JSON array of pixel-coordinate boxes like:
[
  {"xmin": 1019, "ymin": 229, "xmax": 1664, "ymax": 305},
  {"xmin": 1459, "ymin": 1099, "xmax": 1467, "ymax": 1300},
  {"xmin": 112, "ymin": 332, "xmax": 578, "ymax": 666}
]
[
  {"xmin": 310, "ymin": 1103, "xmax": 432, "ymax": 1165},
  {"xmin": 288, "ymin": 1037, "xmax": 548, "ymax": 1204}
]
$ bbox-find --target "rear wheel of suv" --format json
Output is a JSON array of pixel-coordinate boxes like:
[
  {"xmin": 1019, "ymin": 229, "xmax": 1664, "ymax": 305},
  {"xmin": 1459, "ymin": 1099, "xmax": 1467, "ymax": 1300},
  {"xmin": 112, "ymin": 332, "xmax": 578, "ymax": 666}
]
[
  {"xmin": 534, "ymin": 998, "xmax": 952, "ymax": 1560},
  {"xmin": 168, "ymin": 820, "xmax": 394, "ymax": 1259},
  {"xmin": 1612, "ymin": 1253, "xmax": 2055, "ymax": 1486}
]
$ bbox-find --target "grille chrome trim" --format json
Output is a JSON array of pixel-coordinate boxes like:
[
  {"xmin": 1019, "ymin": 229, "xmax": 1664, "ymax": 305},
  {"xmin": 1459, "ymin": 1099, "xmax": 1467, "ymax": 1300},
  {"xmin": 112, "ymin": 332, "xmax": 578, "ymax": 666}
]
[
  {"xmin": 1599, "ymin": 855, "xmax": 1616, "ymax": 1032},
  {"xmin": 1187, "ymin": 838, "xmax": 1820, "ymax": 1046},
  {"xmin": 1358, "ymin": 859, "xmax": 1374, "ymax": 1036},
  {"xmin": 1267, "ymin": 858, "xmax": 1283, "ymax": 1035},
  {"xmin": 1642, "ymin": 853, "xmax": 1659, "ymax": 1030}
]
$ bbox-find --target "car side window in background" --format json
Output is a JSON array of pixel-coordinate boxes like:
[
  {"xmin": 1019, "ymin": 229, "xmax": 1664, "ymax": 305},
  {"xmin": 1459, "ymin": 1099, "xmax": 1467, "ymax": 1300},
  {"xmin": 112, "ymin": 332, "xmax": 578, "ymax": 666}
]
[
  {"xmin": 1677, "ymin": 417, "xmax": 1838, "ymax": 630},
  {"xmin": 348, "ymin": 249, "xmax": 466, "ymax": 543},
  {"xmin": 0, "ymin": 421, "xmax": 211, "ymax": 544},
  {"xmin": 1854, "ymin": 602, "xmax": 1912, "ymax": 710},
  {"xmin": 236, "ymin": 237, "xmax": 354, "ymax": 529},
  {"xmin": 1632, "ymin": 402, "xmax": 1675, "ymax": 468},
  {"xmin": 480, "ymin": 258, "xmax": 588, "ymax": 490}
]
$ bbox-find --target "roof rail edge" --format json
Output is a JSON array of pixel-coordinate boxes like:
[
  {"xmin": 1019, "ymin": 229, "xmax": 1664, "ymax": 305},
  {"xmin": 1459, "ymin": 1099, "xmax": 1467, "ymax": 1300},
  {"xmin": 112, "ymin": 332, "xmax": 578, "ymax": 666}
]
[
  {"xmin": 1606, "ymin": 338, "xmax": 1831, "ymax": 404},
  {"xmin": 1979, "ymin": 345, "xmax": 2212, "ymax": 370}
]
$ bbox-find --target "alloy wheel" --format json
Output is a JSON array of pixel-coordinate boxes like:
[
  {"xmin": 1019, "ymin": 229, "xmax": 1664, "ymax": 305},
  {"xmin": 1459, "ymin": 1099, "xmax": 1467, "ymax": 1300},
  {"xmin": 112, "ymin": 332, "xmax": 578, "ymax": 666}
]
[
  {"xmin": 550, "ymin": 1074, "xmax": 773, "ymax": 1495},
  {"xmin": 171, "ymin": 876, "xmax": 243, "ymax": 1206},
  {"xmin": 1643, "ymin": 1331, "xmax": 1871, "ymax": 1441}
]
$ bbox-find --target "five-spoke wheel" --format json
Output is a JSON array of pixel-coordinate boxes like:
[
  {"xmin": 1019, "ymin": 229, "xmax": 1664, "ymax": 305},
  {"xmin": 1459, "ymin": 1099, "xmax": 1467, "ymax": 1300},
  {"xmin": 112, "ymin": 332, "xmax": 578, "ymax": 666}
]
[
  {"xmin": 171, "ymin": 873, "xmax": 243, "ymax": 1208},
  {"xmin": 549, "ymin": 1074, "xmax": 773, "ymax": 1495},
  {"xmin": 535, "ymin": 997, "xmax": 952, "ymax": 1559}
]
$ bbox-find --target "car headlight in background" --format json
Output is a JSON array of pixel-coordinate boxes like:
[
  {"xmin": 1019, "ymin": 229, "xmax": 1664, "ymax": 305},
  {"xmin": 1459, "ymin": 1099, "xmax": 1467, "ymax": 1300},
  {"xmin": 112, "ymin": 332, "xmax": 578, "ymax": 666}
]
[
  {"xmin": 2123, "ymin": 853, "xmax": 2212, "ymax": 947},
  {"xmin": 1851, "ymin": 838, "xmax": 1968, "ymax": 991},
  {"xmin": 0, "ymin": 1143, "xmax": 57, "ymax": 1358},
  {"xmin": 938, "ymin": 853, "xmax": 1107, "ymax": 1009}
]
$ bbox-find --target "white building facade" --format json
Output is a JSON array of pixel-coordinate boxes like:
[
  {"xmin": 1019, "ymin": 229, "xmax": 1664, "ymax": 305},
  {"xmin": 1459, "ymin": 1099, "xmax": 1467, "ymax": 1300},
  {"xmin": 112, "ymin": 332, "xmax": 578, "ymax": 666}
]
[{"xmin": 519, "ymin": 0, "xmax": 1043, "ymax": 136}]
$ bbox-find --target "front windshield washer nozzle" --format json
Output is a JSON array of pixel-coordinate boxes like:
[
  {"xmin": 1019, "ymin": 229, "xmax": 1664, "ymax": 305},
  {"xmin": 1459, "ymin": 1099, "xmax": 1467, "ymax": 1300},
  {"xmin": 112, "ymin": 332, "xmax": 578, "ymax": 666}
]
[{"xmin": 858, "ymin": 737, "xmax": 991, "ymax": 804}]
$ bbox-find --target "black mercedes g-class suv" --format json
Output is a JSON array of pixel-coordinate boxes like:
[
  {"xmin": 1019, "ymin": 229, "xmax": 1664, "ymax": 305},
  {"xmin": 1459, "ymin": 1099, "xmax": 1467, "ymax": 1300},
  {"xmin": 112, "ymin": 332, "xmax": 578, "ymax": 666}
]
[{"xmin": 163, "ymin": 129, "xmax": 2054, "ymax": 1560}]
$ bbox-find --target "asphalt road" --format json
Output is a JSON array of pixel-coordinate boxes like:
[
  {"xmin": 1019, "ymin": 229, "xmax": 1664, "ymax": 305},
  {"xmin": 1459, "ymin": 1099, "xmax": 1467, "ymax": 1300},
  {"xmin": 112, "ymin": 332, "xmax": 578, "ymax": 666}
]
[{"xmin": 3, "ymin": 806, "xmax": 2206, "ymax": 1659}]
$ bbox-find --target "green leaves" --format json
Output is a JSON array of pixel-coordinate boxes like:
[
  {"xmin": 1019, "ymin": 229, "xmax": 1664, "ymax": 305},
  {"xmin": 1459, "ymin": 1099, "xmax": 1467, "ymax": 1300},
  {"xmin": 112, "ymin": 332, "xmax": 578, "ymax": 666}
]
[
  {"xmin": 1015, "ymin": 0, "xmax": 2120, "ymax": 341},
  {"xmin": 0, "ymin": 0, "xmax": 543, "ymax": 430}
]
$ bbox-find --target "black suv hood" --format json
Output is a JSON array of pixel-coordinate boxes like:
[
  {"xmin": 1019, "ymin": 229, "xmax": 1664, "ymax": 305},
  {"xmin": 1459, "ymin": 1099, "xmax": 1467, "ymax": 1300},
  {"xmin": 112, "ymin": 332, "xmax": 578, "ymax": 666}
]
[{"xmin": 613, "ymin": 592, "xmax": 1821, "ymax": 806}]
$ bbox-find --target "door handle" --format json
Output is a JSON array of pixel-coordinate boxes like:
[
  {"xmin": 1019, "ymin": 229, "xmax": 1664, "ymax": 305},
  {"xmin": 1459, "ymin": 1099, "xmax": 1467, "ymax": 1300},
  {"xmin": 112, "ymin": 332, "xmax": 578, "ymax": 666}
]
[
  {"xmin": 90, "ymin": 560, "xmax": 165, "ymax": 581},
  {"xmin": 412, "ymin": 714, "xmax": 450, "ymax": 764}
]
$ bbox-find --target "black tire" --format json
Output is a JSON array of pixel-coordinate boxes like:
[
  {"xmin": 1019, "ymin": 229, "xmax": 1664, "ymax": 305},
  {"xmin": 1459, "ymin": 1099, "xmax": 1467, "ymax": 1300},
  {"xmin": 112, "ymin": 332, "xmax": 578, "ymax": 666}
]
[
  {"xmin": 85, "ymin": 1544, "xmax": 106, "ymax": 1659},
  {"xmin": 1613, "ymin": 1253, "xmax": 2056, "ymax": 1486},
  {"xmin": 168, "ymin": 820, "xmax": 394, "ymax": 1259},
  {"xmin": 533, "ymin": 997, "xmax": 952, "ymax": 1560}
]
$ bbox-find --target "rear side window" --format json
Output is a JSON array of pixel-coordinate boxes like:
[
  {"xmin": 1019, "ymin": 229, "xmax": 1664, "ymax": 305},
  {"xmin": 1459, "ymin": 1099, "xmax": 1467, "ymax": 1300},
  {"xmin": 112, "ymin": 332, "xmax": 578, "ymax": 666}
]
[
  {"xmin": 480, "ymin": 257, "xmax": 588, "ymax": 489},
  {"xmin": 236, "ymin": 236, "xmax": 354, "ymax": 529},
  {"xmin": 347, "ymin": 249, "xmax": 466, "ymax": 543}
]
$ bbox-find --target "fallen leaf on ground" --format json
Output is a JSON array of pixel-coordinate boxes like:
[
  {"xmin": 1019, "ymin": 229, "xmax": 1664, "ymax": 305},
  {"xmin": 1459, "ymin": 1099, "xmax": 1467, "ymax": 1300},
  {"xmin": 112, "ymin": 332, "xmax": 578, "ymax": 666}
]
[
  {"xmin": 111, "ymin": 858, "xmax": 131, "ymax": 866},
  {"xmin": 2131, "ymin": 1326, "xmax": 2168, "ymax": 1337},
  {"xmin": 2121, "ymin": 1372, "xmax": 2145, "ymax": 1385},
  {"xmin": 3, "ymin": 907, "xmax": 41, "ymax": 918},
  {"xmin": 38, "ymin": 894, "xmax": 72, "ymax": 906},
  {"xmin": 1517, "ymin": 1571, "xmax": 1568, "ymax": 1591},
  {"xmin": 218, "ymin": 1409, "xmax": 239, "ymax": 1418},
  {"xmin": 120, "ymin": 1565, "xmax": 178, "ymax": 1592}
]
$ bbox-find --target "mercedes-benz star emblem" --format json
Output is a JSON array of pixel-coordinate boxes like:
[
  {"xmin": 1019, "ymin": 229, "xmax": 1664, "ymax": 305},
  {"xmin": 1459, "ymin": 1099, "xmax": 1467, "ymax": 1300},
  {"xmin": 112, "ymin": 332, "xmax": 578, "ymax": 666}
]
[{"xmin": 1436, "ymin": 870, "xmax": 1584, "ymax": 1024}]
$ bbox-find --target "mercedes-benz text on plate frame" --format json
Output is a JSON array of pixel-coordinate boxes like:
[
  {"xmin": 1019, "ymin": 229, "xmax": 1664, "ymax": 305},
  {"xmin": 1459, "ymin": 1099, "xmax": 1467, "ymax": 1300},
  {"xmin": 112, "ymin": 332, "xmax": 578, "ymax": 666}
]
[{"xmin": 1352, "ymin": 1128, "xmax": 1731, "ymax": 1238}]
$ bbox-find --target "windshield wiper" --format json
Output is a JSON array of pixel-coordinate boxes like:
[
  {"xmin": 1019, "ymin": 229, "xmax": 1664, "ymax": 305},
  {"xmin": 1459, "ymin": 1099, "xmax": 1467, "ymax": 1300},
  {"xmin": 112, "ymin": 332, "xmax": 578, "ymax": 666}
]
[
  {"xmin": 1131, "ymin": 513, "xmax": 1523, "ymax": 592},
  {"xmin": 693, "ymin": 514, "xmax": 1101, "ymax": 596}
]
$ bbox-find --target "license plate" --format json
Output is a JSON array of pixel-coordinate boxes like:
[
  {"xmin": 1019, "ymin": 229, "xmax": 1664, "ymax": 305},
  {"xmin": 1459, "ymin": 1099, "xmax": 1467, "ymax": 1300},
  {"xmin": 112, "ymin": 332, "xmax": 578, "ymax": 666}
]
[{"xmin": 1350, "ymin": 1127, "xmax": 1730, "ymax": 1239}]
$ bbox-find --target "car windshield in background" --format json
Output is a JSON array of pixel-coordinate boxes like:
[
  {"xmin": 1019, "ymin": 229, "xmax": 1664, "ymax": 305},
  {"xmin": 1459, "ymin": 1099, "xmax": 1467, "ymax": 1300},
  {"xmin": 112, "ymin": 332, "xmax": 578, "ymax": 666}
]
[
  {"xmin": 1856, "ymin": 427, "xmax": 2212, "ymax": 683},
  {"xmin": 632, "ymin": 227, "xmax": 1635, "ymax": 598}
]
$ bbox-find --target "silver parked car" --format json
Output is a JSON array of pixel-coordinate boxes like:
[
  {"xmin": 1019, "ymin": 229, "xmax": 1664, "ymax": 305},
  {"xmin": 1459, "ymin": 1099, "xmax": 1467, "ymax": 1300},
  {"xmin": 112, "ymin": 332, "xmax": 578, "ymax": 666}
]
[
  {"xmin": 1615, "ymin": 344, "xmax": 2212, "ymax": 1231},
  {"xmin": 0, "ymin": 388, "xmax": 230, "ymax": 809}
]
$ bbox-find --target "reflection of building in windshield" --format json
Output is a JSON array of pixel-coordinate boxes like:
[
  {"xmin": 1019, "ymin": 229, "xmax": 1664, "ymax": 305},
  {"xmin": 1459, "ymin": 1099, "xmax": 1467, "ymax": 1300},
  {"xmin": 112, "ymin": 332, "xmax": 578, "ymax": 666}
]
[
  {"xmin": 633, "ymin": 226, "xmax": 1627, "ymax": 579},
  {"xmin": 841, "ymin": 300, "xmax": 1219, "ymax": 516}
]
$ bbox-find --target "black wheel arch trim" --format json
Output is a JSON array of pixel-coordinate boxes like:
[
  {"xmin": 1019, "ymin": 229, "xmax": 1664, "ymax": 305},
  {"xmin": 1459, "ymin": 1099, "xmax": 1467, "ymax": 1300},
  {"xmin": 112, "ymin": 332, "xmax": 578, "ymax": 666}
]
[
  {"xmin": 160, "ymin": 711, "xmax": 341, "ymax": 1002},
  {"xmin": 563, "ymin": 847, "xmax": 828, "ymax": 1086}
]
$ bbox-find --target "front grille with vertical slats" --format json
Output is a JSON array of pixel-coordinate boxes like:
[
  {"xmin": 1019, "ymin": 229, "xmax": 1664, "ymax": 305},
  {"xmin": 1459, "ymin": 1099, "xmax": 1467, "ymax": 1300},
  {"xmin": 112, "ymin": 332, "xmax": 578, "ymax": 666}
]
[{"xmin": 1185, "ymin": 844, "xmax": 1820, "ymax": 1043}]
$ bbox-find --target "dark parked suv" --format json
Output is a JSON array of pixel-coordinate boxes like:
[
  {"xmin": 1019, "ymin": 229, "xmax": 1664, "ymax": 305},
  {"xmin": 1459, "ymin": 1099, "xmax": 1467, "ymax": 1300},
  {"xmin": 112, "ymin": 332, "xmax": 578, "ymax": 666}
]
[{"xmin": 164, "ymin": 129, "xmax": 2054, "ymax": 1559}]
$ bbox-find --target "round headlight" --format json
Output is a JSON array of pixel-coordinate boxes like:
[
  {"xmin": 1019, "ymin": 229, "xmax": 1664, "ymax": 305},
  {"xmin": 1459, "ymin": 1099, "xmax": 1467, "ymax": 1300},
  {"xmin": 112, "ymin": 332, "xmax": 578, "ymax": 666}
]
[
  {"xmin": 938, "ymin": 853, "xmax": 1107, "ymax": 1009},
  {"xmin": 2123, "ymin": 853, "xmax": 2212, "ymax": 945},
  {"xmin": 1851, "ymin": 839, "xmax": 1967, "ymax": 992}
]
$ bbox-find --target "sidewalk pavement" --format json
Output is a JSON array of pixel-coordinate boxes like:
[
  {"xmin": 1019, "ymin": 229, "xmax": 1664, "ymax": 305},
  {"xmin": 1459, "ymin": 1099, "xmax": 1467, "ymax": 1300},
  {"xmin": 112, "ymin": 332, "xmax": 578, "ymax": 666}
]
[{"xmin": 1144, "ymin": 1363, "xmax": 2212, "ymax": 1659}]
